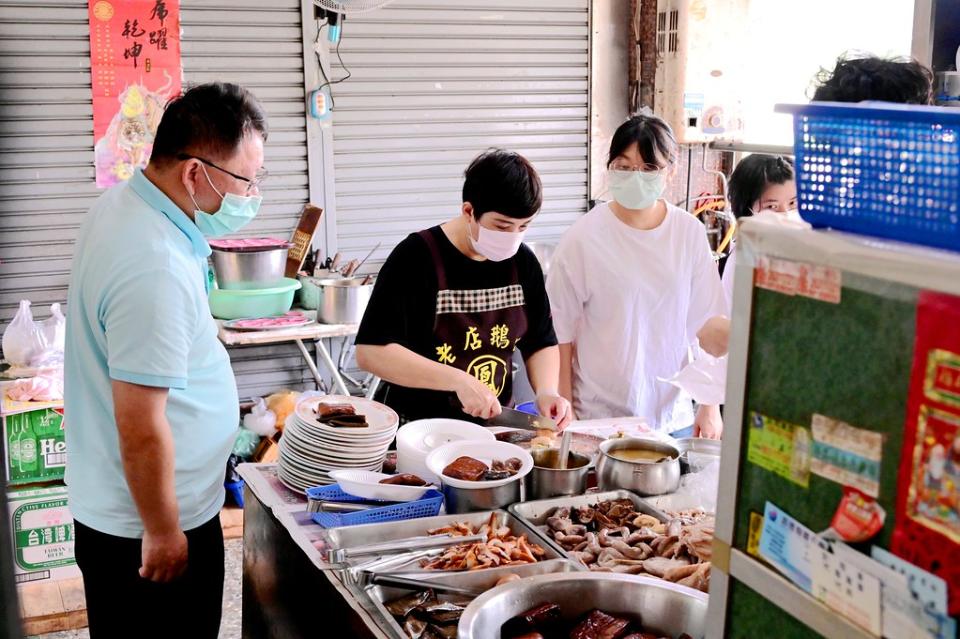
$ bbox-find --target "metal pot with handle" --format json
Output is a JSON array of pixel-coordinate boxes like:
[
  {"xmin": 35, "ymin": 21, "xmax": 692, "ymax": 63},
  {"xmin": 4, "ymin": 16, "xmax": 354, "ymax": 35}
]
[{"xmin": 596, "ymin": 437, "xmax": 681, "ymax": 496}]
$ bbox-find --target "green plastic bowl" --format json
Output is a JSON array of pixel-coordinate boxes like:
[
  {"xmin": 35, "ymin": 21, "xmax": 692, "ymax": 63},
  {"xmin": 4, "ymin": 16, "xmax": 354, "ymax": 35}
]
[{"xmin": 208, "ymin": 278, "xmax": 302, "ymax": 320}]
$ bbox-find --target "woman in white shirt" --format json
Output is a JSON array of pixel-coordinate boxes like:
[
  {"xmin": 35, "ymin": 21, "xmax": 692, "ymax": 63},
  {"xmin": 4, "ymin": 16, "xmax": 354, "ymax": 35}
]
[{"xmin": 546, "ymin": 111, "xmax": 727, "ymax": 437}]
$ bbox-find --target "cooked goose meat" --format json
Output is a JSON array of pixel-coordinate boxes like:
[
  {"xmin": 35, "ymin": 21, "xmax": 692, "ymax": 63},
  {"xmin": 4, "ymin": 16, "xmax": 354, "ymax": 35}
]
[
  {"xmin": 380, "ymin": 473, "xmax": 428, "ymax": 486},
  {"xmin": 442, "ymin": 456, "xmax": 488, "ymax": 481},
  {"xmin": 570, "ymin": 609, "xmax": 632, "ymax": 639}
]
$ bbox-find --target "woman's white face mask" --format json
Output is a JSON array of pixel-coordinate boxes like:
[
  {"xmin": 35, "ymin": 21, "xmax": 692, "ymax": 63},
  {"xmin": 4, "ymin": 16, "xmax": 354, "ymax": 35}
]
[
  {"xmin": 470, "ymin": 218, "xmax": 526, "ymax": 261},
  {"xmin": 753, "ymin": 207, "xmax": 801, "ymax": 221}
]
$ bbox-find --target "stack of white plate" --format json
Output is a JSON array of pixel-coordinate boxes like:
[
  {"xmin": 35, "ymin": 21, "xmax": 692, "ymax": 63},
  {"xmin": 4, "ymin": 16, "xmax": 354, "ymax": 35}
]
[{"xmin": 277, "ymin": 395, "xmax": 399, "ymax": 494}]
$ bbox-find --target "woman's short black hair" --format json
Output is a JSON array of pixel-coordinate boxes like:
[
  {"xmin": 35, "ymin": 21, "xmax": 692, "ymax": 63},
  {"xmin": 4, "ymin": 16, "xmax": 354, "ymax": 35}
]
[
  {"xmin": 728, "ymin": 154, "xmax": 795, "ymax": 220},
  {"xmin": 812, "ymin": 54, "xmax": 934, "ymax": 105},
  {"xmin": 607, "ymin": 110, "xmax": 678, "ymax": 168},
  {"xmin": 462, "ymin": 149, "xmax": 543, "ymax": 220},
  {"xmin": 150, "ymin": 82, "xmax": 268, "ymax": 166}
]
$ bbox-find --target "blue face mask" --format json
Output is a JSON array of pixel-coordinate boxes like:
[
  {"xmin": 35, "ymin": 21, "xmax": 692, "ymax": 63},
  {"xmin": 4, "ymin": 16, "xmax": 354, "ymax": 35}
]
[{"xmin": 188, "ymin": 165, "xmax": 262, "ymax": 238}]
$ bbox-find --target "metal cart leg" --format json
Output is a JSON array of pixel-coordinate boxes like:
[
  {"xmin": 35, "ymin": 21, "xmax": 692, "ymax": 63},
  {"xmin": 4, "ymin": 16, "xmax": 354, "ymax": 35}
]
[
  {"xmin": 313, "ymin": 338, "xmax": 351, "ymax": 396},
  {"xmin": 365, "ymin": 376, "xmax": 380, "ymax": 400},
  {"xmin": 294, "ymin": 339, "xmax": 326, "ymax": 391}
]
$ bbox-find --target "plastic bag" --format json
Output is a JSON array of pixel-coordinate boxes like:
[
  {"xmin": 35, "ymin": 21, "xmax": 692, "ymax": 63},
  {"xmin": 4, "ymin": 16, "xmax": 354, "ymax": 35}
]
[
  {"xmin": 243, "ymin": 398, "xmax": 277, "ymax": 437},
  {"xmin": 2, "ymin": 301, "xmax": 65, "ymax": 370},
  {"xmin": 39, "ymin": 303, "xmax": 65, "ymax": 356},
  {"xmin": 232, "ymin": 427, "xmax": 262, "ymax": 458},
  {"xmin": 266, "ymin": 390, "xmax": 300, "ymax": 432},
  {"xmin": 5, "ymin": 373, "xmax": 63, "ymax": 402},
  {"xmin": 646, "ymin": 459, "xmax": 721, "ymax": 514},
  {"xmin": 659, "ymin": 354, "xmax": 727, "ymax": 406}
]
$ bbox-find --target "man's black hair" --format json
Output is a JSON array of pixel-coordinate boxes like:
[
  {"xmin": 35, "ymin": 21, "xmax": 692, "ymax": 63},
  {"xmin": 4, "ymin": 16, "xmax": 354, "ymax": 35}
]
[
  {"xmin": 463, "ymin": 149, "xmax": 543, "ymax": 220},
  {"xmin": 150, "ymin": 82, "xmax": 268, "ymax": 166},
  {"xmin": 812, "ymin": 54, "xmax": 933, "ymax": 105},
  {"xmin": 728, "ymin": 154, "xmax": 795, "ymax": 220},
  {"xmin": 608, "ymin": 110, "xmax": 679, "ymax": 168}
]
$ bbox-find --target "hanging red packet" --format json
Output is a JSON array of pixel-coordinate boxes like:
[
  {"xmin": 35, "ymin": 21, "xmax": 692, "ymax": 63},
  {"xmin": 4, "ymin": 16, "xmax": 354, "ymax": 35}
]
[
  {"xmin": 893, "ymin": 290, "xmax": 960, "ymax": 615},
  {"xmin": 831, "ymin": 487, "xmax": 885, "ymax": 543}
]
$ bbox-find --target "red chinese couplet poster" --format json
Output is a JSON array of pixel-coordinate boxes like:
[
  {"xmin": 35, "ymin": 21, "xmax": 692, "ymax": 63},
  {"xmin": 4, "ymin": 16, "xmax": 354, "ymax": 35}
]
[
  {"xmin": 894, "ymin": 290, "xmax": 960, "ymax": 615},
  {"xmin": 88, "ymin": 0, "xmax": 181, "ymax": 187}
]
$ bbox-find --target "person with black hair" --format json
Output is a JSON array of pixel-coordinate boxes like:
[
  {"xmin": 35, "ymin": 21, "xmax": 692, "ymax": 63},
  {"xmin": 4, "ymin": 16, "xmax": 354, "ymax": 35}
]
[
  {"xmin": 546, "ymin": 112, "xmax": 727, "ymax": 438},
  {"xmin": 355, "ymin": 150, "xmax": 571, "ymax": 427},
  {"xmin": 812, "ymin": 54, "xmax": 934, "ymax": 105},
  {"xmin": 721, "ymin": 154, "xmax": 797, "ymax": 307},
  {"xmin": 64, "ymin": 82, "xmax": 268, "ymax": 637}
]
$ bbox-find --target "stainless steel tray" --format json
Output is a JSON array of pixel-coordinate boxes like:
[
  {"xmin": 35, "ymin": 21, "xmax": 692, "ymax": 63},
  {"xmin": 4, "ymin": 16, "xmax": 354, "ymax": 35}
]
[
  {"xmin": 316, "ymin": 510, "xmax": 563, "ymax": 572},
  {"xmin": 507, "ymin": 490, "xmax": 670, "ymax": 562},
  {"xmin": 366, "ymin": 559, "xmax": 579, "ymax": 639}
]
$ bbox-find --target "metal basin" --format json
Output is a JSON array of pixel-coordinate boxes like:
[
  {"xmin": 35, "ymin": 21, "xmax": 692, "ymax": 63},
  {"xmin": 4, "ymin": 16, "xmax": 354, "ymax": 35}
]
[
  {"xmin": 458, "ymin": 572, "xmax": 708, "ymax": 638},
  {"xmin": 211, "ymin": 246, "xmax": 289, "ymax": 290},
  {"xmin": 597, "ymin": 437, "xmax": 681, "ymax": 496},
  {"xmin": 366, "ymin": 559, "xmax": 580, "ymax": 639}
]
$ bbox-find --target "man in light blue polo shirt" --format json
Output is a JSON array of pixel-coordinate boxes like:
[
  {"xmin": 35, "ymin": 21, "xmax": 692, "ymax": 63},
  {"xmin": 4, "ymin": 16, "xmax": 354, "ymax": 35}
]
[{"xmin": 64, "ymin": 82, "xmax": 268, "ymax": 638}]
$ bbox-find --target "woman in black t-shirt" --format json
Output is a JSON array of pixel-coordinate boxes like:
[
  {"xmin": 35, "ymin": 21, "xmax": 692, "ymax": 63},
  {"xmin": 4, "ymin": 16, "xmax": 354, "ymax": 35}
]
[{"xmin": 355, "ymin": 150, "xmax": 572, "ymax": 427}]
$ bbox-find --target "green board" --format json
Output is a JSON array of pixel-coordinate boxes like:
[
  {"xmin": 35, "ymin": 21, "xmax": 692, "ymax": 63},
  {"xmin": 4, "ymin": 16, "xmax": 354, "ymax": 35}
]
[{"xmin": 727, "ymin": 274, "xmax": 918, "ymax": 635}]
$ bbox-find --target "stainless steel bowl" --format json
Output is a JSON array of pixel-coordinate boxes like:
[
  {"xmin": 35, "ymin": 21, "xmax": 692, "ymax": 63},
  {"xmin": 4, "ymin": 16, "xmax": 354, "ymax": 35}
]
[
  {"xmin": 441, "ymin": 479, "xmax": 521, "ymax": 514},
  {"xmin": 526, "ymin": 449, "xmax": 591, "ymax": 500},
  {"xmin": 305, "ymin": 276, "xmax": 374, "ymax": 324},
  {"xmin": 211, "ymin": 247, "xmax": 289, "ymax": 290},
  {"xmin": 597, "ymin": 438, "xmax": 681, "ymax": 496},
  {"xmin": 674, "ymin": 437, "xmax": 722, "ymax": 474},
  {"xmin": 458, "ymin": 572, "xmax": 708, "ymax": 639}
]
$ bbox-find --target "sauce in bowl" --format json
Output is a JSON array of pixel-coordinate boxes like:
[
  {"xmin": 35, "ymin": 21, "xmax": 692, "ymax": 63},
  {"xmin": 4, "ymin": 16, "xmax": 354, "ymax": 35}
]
[{"xmin": 607, "ymin": 448, "xmax": 674, "ymax": 463}]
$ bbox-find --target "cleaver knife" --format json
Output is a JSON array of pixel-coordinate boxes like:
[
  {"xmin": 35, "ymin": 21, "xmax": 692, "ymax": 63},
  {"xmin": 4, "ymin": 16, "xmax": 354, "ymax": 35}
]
[{"xmin": 485, "ymin": 406, "xmax": 557, "ymax": 432}]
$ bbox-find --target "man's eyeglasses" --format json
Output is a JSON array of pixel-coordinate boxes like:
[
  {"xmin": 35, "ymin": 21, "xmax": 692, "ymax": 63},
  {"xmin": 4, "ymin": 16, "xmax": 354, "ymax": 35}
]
[{"xmin": 178, "ymin": 153, "xmax": 268, "ymax": 194}]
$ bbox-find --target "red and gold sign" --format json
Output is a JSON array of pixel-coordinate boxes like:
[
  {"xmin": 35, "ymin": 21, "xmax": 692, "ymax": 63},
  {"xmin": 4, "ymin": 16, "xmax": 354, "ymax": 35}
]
[{"xmin": 88, "ymin": 0, "xmax": 181, "ymax": 187}]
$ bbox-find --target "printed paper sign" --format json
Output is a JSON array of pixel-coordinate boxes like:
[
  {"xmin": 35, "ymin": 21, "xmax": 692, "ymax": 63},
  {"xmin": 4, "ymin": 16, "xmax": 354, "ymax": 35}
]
[
  {"xmin": 871, "ymin": 546, "xmax": 957, "ymax": 639},
  {"xmin": 811, "ymin": 542, "xmax": 882, "ymax": 634},
  {"xmin": 797, "ymin": 263, "xmax": 842, "ymax": 304},
  {"xmin": 871, "ymin": 546, "xmax": 948, "ymax": 615},
  {"xmin": 810, "ymin": 414, "xmax": 883, "ymax": 498},
  {"xmin": 746, "ymin": 511, "xmax": 764, "ymax": 558},
  {"xmin": 755, "ymin": 256, "xmax": 842, "ymax": 303},
  {"xmin": 905, "ymin": 405, "xmax": 960, "ymax": 543},
  {"xmin": 758, "ymin": 501, "xmax": 816, "ymax": 592},
  {"xmin": 747, "ymin": 412, "xmax": 811, "ymax": 488},
  {"xmin": 88, "ymin": 0, "xmax": 182, "ymax": 187},
  {"xmin": 755, "ymin": 255, "xmax": 801, "ymax": 296}
]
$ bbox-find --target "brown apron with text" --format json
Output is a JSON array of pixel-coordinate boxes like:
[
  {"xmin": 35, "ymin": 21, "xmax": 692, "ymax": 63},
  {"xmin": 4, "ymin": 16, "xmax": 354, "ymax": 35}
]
[{"xmin": 419, "ymin": 229, "xmax": 528, "ymax": 409}]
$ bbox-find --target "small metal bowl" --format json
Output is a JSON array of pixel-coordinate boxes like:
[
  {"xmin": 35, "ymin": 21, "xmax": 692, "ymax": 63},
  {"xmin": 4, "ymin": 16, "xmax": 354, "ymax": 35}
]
[
  {"xmin": 596, "ymin": 437, "xmax": 681, "ymax": 496},
  {"xmin": 440, "ymin": 479, "xmax": 522, "ymax": 514},
  {"xmin": 526, "ymin": 449, "xmax": 592, "ymax": 500}
]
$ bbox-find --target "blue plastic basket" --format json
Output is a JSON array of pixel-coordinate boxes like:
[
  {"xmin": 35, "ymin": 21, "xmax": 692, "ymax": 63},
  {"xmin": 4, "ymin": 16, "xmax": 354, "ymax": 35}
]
[
  {"xmin": 306, "ymin": 483, "xmax": 444, "ymax": 528},
  {"xmin": 776, "ymin": 102, "xmax": 960, "ymax": 251}
]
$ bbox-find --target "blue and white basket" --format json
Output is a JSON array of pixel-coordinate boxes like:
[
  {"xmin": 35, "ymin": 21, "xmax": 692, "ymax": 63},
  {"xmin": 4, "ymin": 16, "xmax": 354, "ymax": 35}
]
[{"xmin": 776, "ymin": 101, "xmax": 960, "ymax": 252}]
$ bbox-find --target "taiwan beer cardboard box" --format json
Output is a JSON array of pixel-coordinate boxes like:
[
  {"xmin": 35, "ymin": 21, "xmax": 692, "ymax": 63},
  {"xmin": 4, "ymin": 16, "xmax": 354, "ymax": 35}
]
[{"xmin": 7, "ymin": 484, "xmax": 80, "ymax": 584}]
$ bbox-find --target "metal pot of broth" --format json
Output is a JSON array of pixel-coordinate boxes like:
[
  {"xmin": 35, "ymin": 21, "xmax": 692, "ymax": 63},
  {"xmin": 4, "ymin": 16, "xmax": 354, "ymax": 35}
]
[{"xmin": 596, "ymin": 438, "xmax": 681, "ymax": 496}]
